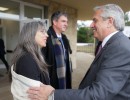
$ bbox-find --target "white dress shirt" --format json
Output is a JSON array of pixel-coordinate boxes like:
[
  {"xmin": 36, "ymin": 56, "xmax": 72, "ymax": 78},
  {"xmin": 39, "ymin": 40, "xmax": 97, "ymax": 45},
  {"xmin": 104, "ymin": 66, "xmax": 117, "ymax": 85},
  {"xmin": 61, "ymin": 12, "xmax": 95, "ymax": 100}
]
[{"xmin": 102, "ymin": 31, "xmax": 118, "ymax": 48}]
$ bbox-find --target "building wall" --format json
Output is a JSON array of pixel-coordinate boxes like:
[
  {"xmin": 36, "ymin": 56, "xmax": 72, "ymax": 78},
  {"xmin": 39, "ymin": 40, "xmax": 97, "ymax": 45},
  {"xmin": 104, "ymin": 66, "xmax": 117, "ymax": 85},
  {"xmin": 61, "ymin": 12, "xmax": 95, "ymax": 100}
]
[{"xmin": 23, "ymin": 0, "xmax": 78, "ymax": 68}]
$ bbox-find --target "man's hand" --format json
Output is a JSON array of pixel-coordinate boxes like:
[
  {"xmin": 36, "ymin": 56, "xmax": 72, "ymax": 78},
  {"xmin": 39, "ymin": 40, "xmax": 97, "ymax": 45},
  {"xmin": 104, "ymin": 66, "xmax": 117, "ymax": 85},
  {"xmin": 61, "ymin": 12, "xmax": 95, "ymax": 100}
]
[{"xmin": 27, "ymin": 84, "xmax": 55, "ymax": 100}]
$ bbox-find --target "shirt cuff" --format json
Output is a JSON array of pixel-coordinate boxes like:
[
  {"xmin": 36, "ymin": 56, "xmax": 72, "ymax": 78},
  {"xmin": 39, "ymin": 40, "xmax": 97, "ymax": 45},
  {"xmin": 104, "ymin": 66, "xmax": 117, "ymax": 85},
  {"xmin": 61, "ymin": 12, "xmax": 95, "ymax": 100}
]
[{"xmin": 48, "ymin": 92, "xmax": 54, "ymax": 100}]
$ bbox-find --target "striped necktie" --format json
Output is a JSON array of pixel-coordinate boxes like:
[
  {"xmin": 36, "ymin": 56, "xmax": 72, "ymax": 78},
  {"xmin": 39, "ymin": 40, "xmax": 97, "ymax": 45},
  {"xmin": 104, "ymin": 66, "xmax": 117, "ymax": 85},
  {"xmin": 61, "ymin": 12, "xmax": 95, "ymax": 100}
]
[{"xmin": 58, "ymin": 37, "xmax": 66, "ymax": 59}]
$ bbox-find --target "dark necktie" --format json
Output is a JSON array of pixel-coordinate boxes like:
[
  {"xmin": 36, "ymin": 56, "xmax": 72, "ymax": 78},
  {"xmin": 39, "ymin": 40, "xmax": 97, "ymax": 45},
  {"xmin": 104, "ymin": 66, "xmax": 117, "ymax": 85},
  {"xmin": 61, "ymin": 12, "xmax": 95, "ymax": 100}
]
[
  {"xmin": 96, "ymin": 44, "xmax": 102, "ymax": 56},
  {"xmin": 58, "ymin": 37, "xmax": 66, "ymax": 59}
]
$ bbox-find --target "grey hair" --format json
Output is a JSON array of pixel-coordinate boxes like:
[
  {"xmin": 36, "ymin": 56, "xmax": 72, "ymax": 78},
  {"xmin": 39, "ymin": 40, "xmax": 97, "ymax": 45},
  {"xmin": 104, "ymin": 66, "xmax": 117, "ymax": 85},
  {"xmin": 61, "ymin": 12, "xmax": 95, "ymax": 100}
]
[
  {"xmin": 12, "ymin": 21, "xmax": 48, "ymax": 73},
  {"xmin": 94, "ymin": 4, "xmax": 125, "ymax": 31}
]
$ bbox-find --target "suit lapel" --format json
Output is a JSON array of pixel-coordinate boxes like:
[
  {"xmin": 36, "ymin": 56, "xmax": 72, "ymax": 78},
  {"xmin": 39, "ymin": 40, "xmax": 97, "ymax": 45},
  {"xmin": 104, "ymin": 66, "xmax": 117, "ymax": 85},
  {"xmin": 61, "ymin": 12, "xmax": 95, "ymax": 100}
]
[
  {"xmin": 79, "ymin": 46, "xmax": 106, "ymax": 88},
  {"xmin": 93, "ymin": 31, "xmax": 122, "ymax": 63},
  {"xmin": 79, "ymin": 31, "xmax": 123, "ymax": 89}
]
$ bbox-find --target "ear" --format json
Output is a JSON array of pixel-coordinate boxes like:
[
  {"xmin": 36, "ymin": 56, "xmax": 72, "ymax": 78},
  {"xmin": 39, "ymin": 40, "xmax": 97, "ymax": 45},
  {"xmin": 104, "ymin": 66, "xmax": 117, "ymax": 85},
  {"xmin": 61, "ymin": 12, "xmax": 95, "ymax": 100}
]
[
  {"xmin": 53, "ymin": 20, "xmax": 57, "ymax": 26},
  {"xmin": 107, "ymin": 17, "xmax": 114, "ymax": 27}
]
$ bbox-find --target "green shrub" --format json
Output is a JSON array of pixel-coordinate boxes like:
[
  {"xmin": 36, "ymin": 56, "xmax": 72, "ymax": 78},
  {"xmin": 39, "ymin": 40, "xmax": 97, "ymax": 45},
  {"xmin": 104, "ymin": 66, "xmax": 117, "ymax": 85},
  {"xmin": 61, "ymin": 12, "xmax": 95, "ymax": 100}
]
[{"xmin": 77, "ymin": 27, "xmax": 94, "ymax": 43}]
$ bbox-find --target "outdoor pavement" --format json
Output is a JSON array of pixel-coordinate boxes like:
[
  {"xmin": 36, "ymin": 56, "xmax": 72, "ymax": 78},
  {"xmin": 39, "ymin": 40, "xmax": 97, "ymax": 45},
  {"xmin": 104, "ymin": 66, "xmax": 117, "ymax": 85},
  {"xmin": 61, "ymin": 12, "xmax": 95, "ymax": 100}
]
[
  {"xmin": 72, "ymin": 52, "xmax": 94, "ymax": 88},
  {"xmin": 0, "ymin": 52, "xmax": 94, "ymax": 100}
]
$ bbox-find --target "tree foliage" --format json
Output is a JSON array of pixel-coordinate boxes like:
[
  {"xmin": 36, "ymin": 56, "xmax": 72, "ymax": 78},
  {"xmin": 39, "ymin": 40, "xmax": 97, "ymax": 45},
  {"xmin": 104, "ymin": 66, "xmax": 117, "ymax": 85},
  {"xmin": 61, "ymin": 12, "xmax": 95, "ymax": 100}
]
[
  {"xmin": 125, "ymin": 22, "xmax": 130, "ymax": 26},
  {"xmin": 124, "ymin": 13, "xmax": 129, "ymax": 23},
  {"xmin": 77, "ymin": 27, "xmax": 94, "ymax": 43},
  {"xmin": 124, "ymin": 13, "xmax": 130, "ymax": 26}
]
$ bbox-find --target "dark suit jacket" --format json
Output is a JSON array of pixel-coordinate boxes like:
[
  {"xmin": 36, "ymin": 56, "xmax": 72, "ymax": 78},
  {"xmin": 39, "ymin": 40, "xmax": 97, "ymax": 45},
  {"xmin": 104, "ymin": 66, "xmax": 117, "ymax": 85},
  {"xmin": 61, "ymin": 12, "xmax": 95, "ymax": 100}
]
[
  {"xmin": 54, "ymin": 31, "xmax": 130, "ymax": 100},
  {"xmin": 0, "ymin": 39, "xmax": 6, "ymax": 56}
]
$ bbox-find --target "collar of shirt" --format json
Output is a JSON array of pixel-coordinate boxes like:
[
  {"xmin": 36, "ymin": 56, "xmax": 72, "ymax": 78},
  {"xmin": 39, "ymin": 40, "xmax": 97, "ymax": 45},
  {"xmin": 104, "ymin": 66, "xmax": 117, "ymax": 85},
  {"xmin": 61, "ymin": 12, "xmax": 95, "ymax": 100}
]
[
  {"xmin": 56, "ymin": 33, "xmax": 62, "ymax": 38},
  {"xmin": 102, "ymin": 31, "xmax": 118, "ymax": 48}
]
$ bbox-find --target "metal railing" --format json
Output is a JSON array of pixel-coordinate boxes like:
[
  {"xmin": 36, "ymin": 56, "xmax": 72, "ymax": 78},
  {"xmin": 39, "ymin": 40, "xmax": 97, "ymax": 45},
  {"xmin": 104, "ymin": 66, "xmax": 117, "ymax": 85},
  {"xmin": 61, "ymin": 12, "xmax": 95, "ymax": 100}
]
[{"xmin": 77, "ymin": 43, "xmax": 95, "ymax": 54}]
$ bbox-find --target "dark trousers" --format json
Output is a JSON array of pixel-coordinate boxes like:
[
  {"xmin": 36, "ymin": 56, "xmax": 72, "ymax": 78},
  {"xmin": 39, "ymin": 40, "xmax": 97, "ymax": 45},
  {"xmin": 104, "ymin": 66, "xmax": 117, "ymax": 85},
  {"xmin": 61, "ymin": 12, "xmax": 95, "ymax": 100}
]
[{"xmin": 0, "ymin": 55, "xmax": 9, "ymax": 71}]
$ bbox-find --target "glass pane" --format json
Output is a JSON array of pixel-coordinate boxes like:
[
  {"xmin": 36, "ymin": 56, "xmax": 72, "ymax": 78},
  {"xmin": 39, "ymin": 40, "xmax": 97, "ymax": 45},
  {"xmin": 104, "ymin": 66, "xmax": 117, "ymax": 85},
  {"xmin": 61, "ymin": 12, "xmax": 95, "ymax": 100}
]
[
  {"xmin": 2, "ymin": 19, "xmax": 19, "ymax": 64},
  {"xmin": 0, "ymin": 0, "xmax": 19, "ymax": 15},
  {"xmin": 0, "ymin": 0, "xmax": 20, "ymax": 64},
  {"xmin": 25, "ymin": 6, "xmax": 42, "ymax": 19}
]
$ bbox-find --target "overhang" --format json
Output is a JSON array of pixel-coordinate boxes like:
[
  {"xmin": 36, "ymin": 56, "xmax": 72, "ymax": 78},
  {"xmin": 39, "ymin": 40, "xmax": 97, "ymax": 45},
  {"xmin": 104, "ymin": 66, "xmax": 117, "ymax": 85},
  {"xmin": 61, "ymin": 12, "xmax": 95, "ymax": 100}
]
[{"xmin": 52, "ymin": 0, "xmax": 130, "ymax": 20}]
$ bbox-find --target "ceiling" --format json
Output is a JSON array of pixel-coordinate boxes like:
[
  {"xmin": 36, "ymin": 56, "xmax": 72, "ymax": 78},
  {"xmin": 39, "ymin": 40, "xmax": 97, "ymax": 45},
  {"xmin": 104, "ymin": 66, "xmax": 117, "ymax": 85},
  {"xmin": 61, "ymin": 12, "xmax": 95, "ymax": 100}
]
[{"xmin": 52, "ymin": 0, "xmax": 130, "ymax": 20}]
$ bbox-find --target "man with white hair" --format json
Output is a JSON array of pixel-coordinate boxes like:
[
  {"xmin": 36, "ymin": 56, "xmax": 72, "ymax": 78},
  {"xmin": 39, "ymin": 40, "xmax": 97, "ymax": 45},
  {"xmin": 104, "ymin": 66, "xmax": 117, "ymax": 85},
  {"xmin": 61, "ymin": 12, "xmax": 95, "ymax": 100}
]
[{"xmin": 28, "ymin": 4, "xmax": 130, "ymax": 100}]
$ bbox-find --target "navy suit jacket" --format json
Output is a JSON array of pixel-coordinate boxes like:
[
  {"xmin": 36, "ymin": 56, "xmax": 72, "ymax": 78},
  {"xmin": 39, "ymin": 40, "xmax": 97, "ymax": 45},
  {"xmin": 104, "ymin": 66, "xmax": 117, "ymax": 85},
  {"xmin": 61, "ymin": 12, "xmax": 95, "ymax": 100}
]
[{"xmin": 54, "ymin": 31, "xmax": 130, "ymax": 100}]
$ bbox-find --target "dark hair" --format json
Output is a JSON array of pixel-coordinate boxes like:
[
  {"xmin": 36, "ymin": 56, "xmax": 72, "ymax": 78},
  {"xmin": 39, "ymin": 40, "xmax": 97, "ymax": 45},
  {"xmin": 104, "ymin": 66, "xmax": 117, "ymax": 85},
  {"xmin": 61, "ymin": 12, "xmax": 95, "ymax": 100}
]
[{"xmin": 51, "ymin": 11, "xmax": 68, "ymax": 25}]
